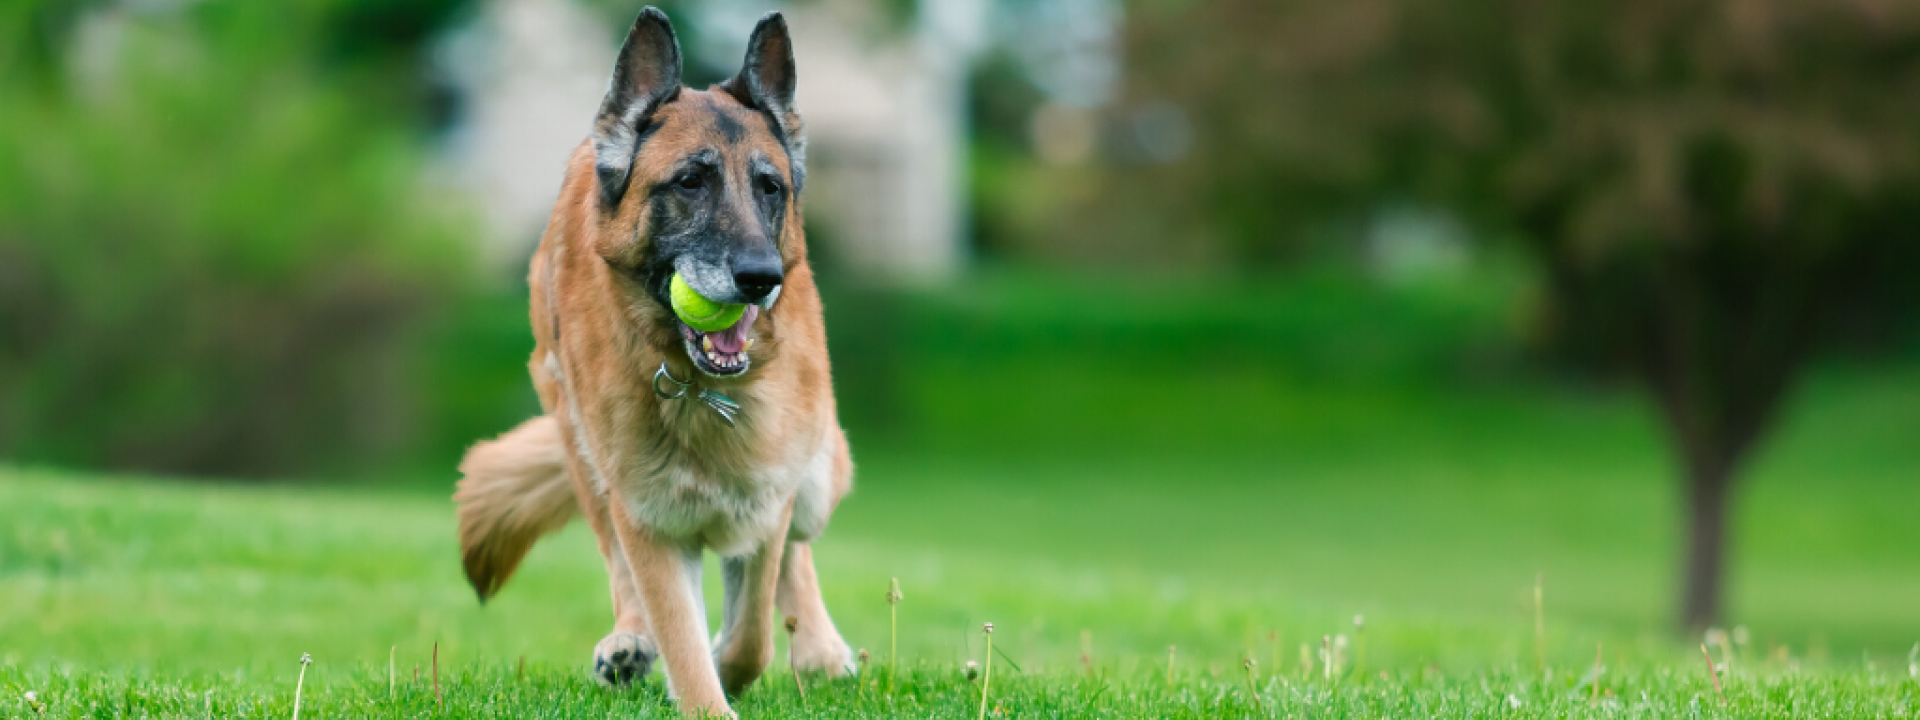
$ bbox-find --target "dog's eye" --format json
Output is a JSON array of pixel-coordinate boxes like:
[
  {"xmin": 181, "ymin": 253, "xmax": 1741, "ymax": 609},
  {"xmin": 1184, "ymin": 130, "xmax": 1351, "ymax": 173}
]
[
  {"xmin": 755, "ymin": 176, "xmax": 780, "ymax": 197},
  {"xmin": 675, "ymin": 173, "xmax": 705, "ymax": 191}
]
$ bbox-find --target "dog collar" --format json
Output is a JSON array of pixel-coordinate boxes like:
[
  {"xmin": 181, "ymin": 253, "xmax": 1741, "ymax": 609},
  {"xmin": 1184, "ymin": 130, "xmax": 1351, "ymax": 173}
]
[{"xmin": 653, "ymin": 362, "xmax": 742, "ymax": 427}]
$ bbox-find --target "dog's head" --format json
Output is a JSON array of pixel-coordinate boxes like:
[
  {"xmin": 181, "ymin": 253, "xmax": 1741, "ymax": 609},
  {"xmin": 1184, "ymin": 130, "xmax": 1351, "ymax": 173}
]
[{"xmin": 588, "ymin": 8, "xmax": 804, "ymax": 378}]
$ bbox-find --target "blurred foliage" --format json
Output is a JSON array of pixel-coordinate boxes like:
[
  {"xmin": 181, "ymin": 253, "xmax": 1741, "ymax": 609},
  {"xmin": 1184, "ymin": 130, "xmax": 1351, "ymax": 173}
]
[
  {"xmin": 979, "ymin": 1, "xmax": 1920, "ymax": 285},
  {"xmin": 0, "ymin": 0, "xmax": 512, "ymax": 477}
]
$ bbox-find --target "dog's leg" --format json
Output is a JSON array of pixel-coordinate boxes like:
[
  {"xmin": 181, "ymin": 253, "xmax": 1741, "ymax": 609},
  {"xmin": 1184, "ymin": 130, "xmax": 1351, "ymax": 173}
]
[
  {"xmin": 775, "ymin": 542, "xmax": 855, "ymax": 676},
  {"xmin": 608, "ymin": 502, "xmax": 730, "ymax": 717},
  {"xmin": 711, "ymin": 502, "xmax": 791, "ymax": 696},
  {"xmin": 560, "ymin": 445, "xmax": 659, "ymax": 688},
  {"xmin": 590, "ymin": 513, "xmax": 658, "ymax": 687},
  {"xmin": 775, "ymin": 428, "xmax": 856, "ymax": 676}
]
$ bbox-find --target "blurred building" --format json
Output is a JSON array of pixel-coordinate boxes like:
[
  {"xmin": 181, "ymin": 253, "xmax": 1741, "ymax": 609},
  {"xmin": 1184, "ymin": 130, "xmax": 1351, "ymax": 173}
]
[
  {"xmin": 433, "ymin": 0, "xmax": 987, "ymax": 281},
  {"xmin": 429, "ymin": 0, "xmax": 614, "ymax": 270}
]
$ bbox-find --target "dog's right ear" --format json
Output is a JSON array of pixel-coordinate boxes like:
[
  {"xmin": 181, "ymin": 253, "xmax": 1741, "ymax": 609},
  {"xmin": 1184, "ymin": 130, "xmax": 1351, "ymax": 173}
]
[{"xmin": 593, "ymin": 7, "xmax": 682, "ymax": 210}]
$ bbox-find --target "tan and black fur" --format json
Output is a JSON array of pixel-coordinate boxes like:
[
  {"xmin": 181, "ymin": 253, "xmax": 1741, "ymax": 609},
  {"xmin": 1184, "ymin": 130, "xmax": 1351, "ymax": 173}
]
[{"xmin": 453, "ymin": 8, "xmax": 854, "ymax": 717}]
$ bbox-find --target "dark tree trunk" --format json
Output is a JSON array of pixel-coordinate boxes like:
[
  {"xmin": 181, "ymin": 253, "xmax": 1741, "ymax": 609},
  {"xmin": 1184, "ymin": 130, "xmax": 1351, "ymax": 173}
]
[
  {"xmin": 1652, "ymin": 376, "xmax": 1754, "ymax": 633},
  {"xmin": 1678, "ymin": 446, "xmax": 1737, "ymax": 632},
  {"xmin": 1643, "ymin": 322, "xmax": 1789, "ymax": 634},
  {"xmin": 1626, "ymin": 243, "xmax": 1816, "ymax": 634}
]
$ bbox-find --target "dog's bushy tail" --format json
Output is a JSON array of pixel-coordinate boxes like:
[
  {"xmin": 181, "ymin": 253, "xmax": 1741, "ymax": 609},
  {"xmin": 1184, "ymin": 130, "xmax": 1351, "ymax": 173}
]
[{"xmin": 454, "ymin": 415, "xmax": 578, "ymax": 602}]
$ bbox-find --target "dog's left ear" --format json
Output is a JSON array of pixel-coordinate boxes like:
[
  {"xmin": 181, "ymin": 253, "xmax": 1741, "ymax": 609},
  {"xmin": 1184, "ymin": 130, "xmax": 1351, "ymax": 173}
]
[{"xmin": 722, "ymin": 12, "xmax": 805, "ymax": 190}]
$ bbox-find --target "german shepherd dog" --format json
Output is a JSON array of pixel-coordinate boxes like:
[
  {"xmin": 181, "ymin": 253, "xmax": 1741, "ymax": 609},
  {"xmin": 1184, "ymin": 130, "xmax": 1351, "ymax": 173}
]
[{"xmin": 453, "ymin": 8, "xmax": 854, "ymax": 716}]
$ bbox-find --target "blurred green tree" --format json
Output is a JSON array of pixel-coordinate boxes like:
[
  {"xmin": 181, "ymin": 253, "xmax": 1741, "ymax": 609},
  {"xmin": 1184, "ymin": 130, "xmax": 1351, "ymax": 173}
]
[
  {"xmin": 0, "ymin": 0, "xmax": 486, "ymax": 476},
  {"xmin": 1424, "ymin": 1, "xmax": 1920, "ymax": 631},
  {"xmin": 1110, "ymin": 0, "xmax": 1920, "ymax": 629}
]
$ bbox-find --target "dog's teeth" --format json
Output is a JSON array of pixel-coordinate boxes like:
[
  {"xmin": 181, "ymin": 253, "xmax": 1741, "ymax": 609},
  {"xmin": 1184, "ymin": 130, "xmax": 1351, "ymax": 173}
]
[
  {"xmin": 702, "ymin": 336, "xmax": 714, "ymax": 353},
  {"xmin": 743, "ymin": 338, "xmax": 755, "ymax": 352}
]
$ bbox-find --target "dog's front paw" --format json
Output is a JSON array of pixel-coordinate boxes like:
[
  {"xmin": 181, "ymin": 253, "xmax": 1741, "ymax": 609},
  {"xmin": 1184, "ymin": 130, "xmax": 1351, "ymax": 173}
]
[
  {"xmin": 789, "ymin": 632, "xmax": 856, "ymax": 677},
  {"xmin": 591, "ymin": 631, "xmax": 658, "ymax": 688}
]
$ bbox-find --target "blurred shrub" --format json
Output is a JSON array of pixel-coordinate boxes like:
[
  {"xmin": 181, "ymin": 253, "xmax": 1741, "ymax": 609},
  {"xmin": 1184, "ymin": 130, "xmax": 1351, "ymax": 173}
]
[
  {"xmin": 0, "ymin": 1, "xmax": 489, "ymax": 477},
  {"xmin": 822, "ymin": 264, "xmax": 1531, "ymax": 458}
]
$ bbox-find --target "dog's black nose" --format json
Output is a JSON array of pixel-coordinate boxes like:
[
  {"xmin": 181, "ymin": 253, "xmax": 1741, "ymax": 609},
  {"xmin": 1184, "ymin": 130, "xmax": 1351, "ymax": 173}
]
[{"xmin": 732, "ymin": 250, "xmax": 783, "ymax": 302}]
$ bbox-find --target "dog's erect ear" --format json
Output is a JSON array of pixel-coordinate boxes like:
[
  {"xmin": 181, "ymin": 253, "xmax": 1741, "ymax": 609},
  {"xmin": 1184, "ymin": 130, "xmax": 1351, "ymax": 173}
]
[
  {"xmin": 722, "ymin": 12, "xmax": 806, "ymax": 190},
  {"xmin": 593, "ymin": 7, "xmax": 682, "ymax": 209}
]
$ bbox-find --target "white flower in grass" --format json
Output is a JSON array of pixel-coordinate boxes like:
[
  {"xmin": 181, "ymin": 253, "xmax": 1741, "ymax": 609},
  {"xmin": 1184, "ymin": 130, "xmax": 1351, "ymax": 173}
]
[
  {"xmin": 23, "ymin": 692, "xmax": 36, "ymax": 703},
  {"xmin": 1704, "ymin": 627, "xmax": 1729, "ymax": 648}
]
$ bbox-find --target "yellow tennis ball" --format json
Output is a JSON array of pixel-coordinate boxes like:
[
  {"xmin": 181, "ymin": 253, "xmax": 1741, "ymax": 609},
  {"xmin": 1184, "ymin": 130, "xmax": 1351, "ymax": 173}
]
[{"xmin": 670, "ymin": 273, "xmax": 746, "ymax": 331}]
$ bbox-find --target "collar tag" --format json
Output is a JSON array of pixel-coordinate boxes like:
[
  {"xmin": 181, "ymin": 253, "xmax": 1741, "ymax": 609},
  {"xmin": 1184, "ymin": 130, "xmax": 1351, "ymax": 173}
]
[
  {"xmin": 698, "ymin": 390, "xmax": 741, "ymax": 427},
  {"xmin": 654, "ymin": 362, "xmax": 742, "ymax": 428}
]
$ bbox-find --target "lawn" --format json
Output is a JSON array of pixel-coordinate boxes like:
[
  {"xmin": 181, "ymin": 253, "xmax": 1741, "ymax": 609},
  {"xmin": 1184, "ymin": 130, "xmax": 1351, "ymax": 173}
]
[{"xmin": 4, "ymin": 271, "xmax": 1920, "ymax": 717}]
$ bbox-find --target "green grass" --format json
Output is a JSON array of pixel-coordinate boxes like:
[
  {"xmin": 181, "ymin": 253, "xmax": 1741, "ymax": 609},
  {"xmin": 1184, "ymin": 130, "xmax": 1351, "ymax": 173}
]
[
  {"xmin": 5, "ymin": 269, "xmax": 1920, "ymax": 717},
  {"xmin": 6, "ymin": 364, "xmax": 1920, "ymax": 716},
  {"xmin": 6, "ymin": 657, "xmax": 1917, "ymax": 718}
]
